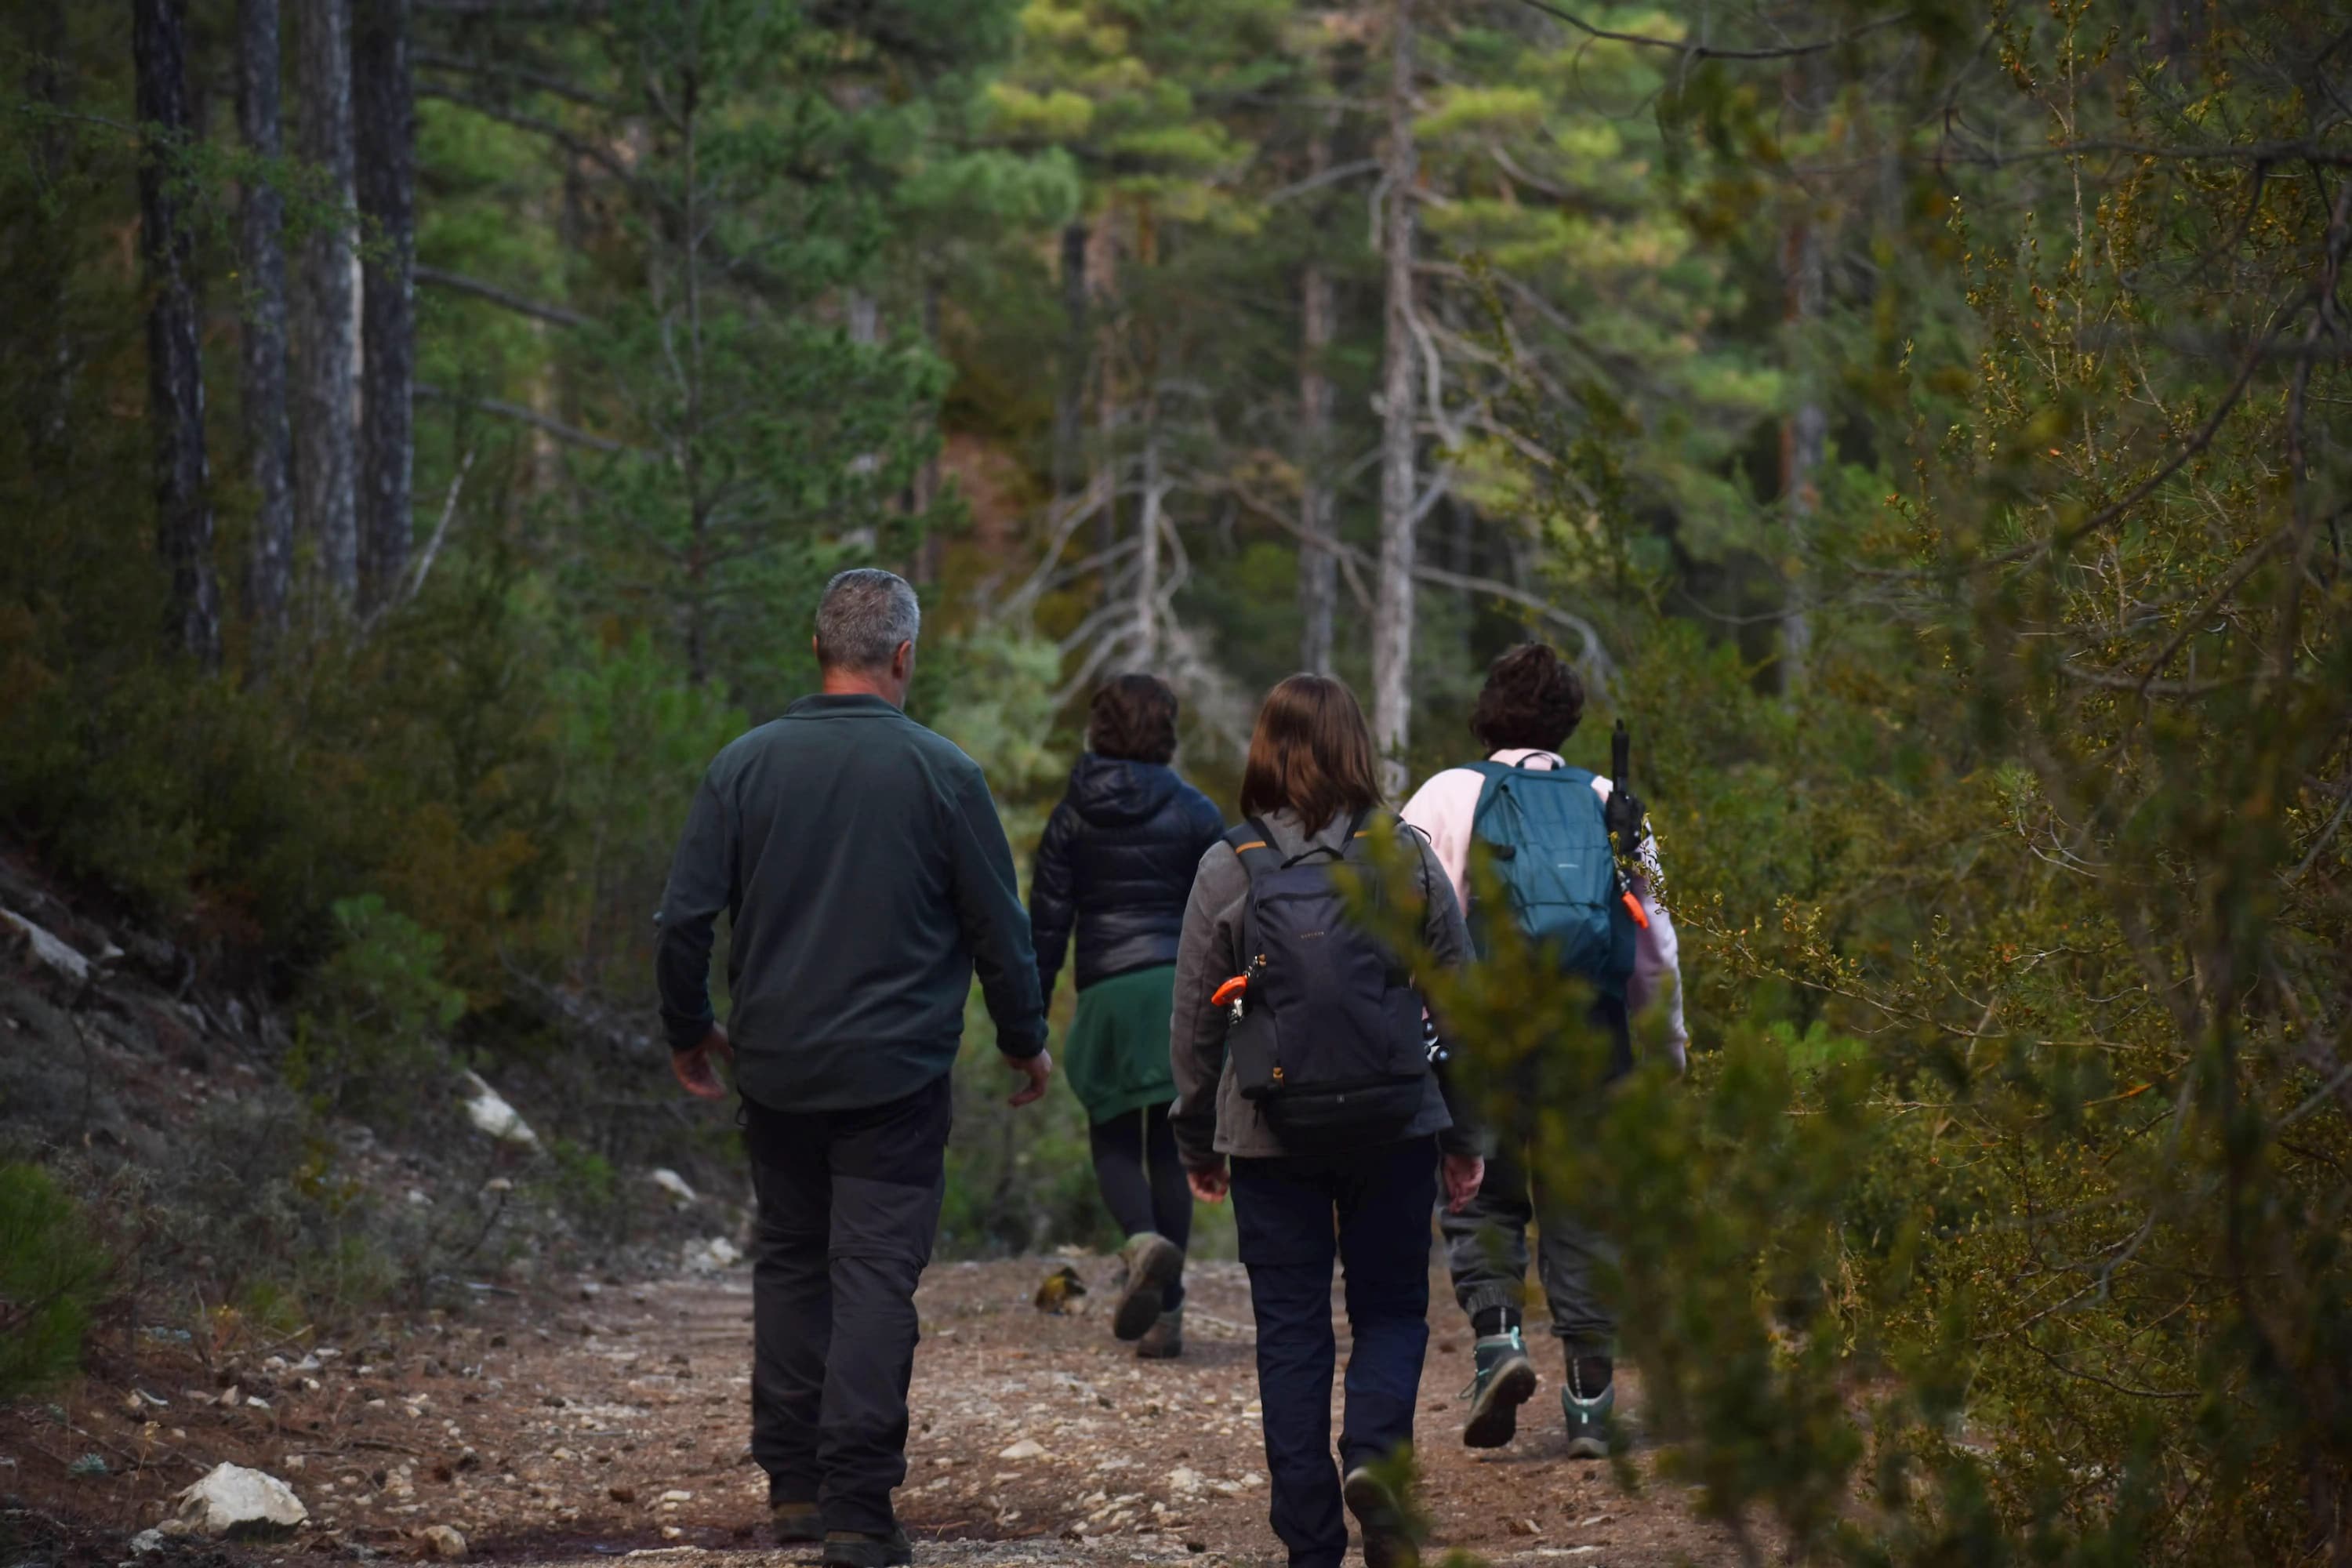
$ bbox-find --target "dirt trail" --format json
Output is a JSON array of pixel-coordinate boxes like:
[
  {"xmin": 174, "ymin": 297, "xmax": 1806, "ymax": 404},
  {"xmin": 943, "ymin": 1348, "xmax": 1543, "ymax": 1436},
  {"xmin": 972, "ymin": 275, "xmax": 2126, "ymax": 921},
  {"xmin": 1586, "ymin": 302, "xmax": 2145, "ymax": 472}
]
[{"xmin": 2, "ymin": 1258, "xmax": 1738, "ymax": 1568}]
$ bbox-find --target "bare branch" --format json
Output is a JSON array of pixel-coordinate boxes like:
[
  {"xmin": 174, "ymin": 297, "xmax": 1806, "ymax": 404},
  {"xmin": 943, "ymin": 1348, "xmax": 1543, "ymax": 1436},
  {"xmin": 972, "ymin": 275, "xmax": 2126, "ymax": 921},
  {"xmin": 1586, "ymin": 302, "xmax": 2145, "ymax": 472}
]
[
  {"xmin": 416, "ymin": 265, "xmax": 591, "ymax": 328},
  {"xmin": 416, "ymin": 383, "xmax": 644, "ymax": 455},
  {"xmin": 1508, "ymin": 0, "xmax": 1914, "ymax": 62}
]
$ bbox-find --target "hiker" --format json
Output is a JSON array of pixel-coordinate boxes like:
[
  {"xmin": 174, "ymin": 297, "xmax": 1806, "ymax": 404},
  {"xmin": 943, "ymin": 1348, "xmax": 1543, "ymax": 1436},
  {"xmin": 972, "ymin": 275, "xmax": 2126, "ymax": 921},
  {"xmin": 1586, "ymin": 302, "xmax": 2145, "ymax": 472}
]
[
  {"xmin": 1028, "ymin": 673, "xmax": 1225, "ymax": 1359},
  {"xmin": 1399, "ymin": 641, "xmax": 1687, "ymax": 1460},
  {"xmin": 1171, "ymin": 673, "xmax": 1485, "ymax": 1568},
  {"xmin": 655, "ymin": 568, "xmax": 1049, "ymax": 1568}
]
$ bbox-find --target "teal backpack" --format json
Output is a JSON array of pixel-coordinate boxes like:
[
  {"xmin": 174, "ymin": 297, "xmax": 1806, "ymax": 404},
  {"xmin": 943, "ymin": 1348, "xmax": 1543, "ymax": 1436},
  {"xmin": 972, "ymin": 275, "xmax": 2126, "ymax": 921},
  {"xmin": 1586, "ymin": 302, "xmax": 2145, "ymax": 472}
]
[{"xmin": 1465, "ymin": 759, "xmax": 1639, "ymax": 999}]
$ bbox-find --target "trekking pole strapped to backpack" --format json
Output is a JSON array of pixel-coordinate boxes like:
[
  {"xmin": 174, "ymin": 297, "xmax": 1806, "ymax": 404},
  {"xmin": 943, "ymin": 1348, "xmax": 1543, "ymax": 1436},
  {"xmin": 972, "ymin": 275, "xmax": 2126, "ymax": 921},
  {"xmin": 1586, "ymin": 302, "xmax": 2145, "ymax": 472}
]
[{"xmin": 1217, "ymin": 812, "xmax": 1436, "ymax": 1150}]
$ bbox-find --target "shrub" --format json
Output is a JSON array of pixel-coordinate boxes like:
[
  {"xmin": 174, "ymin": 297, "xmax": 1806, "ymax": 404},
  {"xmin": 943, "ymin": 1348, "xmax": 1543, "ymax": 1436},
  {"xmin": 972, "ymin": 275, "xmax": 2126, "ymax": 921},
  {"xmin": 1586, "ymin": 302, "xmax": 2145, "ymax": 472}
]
[{"xmin": 0, "ymin": 1162, "xmax": 111, "ymax": 1399}]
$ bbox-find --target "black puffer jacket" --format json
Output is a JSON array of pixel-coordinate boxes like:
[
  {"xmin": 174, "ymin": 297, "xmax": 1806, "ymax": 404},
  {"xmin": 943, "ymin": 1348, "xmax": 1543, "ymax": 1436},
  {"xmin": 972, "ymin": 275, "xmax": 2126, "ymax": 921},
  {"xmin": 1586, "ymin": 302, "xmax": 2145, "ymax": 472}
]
[{"xmin": 1029, "ymin": 754, "xmax": 1227, "ymax": 1003}]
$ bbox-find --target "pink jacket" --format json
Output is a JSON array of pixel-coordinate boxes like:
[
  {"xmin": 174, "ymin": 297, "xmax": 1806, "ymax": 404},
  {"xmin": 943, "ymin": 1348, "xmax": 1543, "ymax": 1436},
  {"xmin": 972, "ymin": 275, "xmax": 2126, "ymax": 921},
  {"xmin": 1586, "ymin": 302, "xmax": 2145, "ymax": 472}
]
[{"xmin": 1400, "ymin": 749, "xmax": 1688, "ymax": 1068}]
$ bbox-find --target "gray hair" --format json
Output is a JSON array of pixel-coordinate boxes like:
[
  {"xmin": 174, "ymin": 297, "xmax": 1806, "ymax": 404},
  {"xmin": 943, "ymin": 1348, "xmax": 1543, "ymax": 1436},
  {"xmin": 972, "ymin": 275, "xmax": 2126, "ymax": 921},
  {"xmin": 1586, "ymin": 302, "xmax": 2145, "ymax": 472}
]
[{"xmin": 814, "ymin": 568, "xmax": 920, "ymax": 670}]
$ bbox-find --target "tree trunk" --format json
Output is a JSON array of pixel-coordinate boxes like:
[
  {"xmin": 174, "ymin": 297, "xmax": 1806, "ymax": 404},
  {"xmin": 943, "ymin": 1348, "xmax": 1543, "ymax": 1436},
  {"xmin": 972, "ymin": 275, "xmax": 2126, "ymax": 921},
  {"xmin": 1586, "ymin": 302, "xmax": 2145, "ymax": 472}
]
[
  {"xmin": 1779, "ymin": 59, "xmax": 1826, "ymax": 698},
  {"xmin": 1779, "ymin": 210, "xmax": 1824, "ymax": 695},
  {"xmin": 1298, "ymin": 122, "xmax": 1338, "ymax": 677},
  {"xmin": 1091, "ymin": 208, "xmax": 1122, "ymax": 602},
  {"xmin": 911, "ymin": 278, "xmax": 946, "ymax": 585},
  {"xmin": 296, "ymin": 0, "xmax": 360, "ymax": 605},
  {"xmin": 238, "ymin": 0, "xmax": 295, "ymax": 648},
  {"xmin": 134, "ymin": 0, "xmax": 222, "ymax": 670},
  {"xmin": 1135, "ymin": 400, "xmax": 1163, "ymax": 666},
  {"xmin": 21, "ymin": 0, "xmax": 74, "ymax": 463},
  {"xmin": 1371, "ymin": 0, "xmax": 1418, "ymax": 794},
  {"xmin": 355, "ymin": 0, "xmax": 416, "ymax": 612},
  {"xmin": 1054, "ymin": 221, "xmax": 1088, "ymax": 507}
]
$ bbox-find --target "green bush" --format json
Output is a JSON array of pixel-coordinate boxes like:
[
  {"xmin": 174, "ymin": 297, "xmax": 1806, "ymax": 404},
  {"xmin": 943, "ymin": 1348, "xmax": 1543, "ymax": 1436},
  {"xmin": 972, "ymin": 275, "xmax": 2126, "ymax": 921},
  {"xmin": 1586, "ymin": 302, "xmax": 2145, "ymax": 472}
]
[
  {"xmin": 287, "ymin": 895, "xmax": 467, "ymax": 1125},
  {"xmin": 0, "ymin": 1162, "xmax": 111, "ymax": 1399}
]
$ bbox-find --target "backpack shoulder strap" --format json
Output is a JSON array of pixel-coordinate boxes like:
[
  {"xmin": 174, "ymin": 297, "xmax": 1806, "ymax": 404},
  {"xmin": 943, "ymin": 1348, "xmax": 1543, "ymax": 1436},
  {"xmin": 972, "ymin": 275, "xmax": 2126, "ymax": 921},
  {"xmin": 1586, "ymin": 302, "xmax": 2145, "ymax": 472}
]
[{"xmin": 1224, "ymin": 818, "xmax": 1286, "ymax": 880}]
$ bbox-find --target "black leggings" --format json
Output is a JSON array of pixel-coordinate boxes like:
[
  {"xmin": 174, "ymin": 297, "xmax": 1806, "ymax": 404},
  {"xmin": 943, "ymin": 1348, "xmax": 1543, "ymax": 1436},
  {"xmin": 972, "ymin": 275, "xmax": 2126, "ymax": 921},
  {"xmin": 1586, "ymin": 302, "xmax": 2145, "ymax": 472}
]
[{"xmin": 1087, "ymin": 1102, "xmax": 1191, "ymax": 1306}]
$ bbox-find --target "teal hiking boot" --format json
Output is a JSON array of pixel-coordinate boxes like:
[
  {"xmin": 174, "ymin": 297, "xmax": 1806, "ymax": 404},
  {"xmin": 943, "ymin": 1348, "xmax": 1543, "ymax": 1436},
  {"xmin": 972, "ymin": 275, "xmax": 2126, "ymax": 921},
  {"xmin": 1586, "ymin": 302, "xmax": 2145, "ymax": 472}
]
[
  {"xmin": 1563, "ymin": 1354, "xmax": 1615, "ymax": 1460},
  {"xmin": 1461, "ymin": 1327, "xmax": 1538, "ymax": 1450}
]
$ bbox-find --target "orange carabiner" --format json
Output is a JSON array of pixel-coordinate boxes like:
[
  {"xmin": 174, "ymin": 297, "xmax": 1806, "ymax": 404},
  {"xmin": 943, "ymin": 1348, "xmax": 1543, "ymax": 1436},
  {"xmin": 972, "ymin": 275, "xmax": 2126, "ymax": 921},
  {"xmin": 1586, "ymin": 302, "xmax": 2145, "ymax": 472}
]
[
  {"xmin": 1621, "ymin": 890, "xmax": 1651, "ymax": 931},
  {"xmin": 1211, "ymin": 975, "xmax": 1250, "ymax": 1007}
]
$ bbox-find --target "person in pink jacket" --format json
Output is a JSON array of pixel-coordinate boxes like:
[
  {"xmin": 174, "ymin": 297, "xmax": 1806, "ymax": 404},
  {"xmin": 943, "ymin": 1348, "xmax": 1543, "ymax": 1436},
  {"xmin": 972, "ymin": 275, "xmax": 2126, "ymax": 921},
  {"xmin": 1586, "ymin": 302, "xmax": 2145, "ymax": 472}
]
[{"xmin": 1399, "ymin": 643, "xmax": 1686, "ymax": 1459}]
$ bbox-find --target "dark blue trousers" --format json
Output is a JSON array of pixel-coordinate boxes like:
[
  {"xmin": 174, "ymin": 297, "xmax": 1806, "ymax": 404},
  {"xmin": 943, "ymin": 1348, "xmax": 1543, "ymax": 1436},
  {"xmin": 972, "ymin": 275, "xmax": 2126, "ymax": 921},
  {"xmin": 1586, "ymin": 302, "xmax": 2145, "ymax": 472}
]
[{"xmin": 1232, "ymin": 1137, "xmax": 1438, "ymax": 1568}]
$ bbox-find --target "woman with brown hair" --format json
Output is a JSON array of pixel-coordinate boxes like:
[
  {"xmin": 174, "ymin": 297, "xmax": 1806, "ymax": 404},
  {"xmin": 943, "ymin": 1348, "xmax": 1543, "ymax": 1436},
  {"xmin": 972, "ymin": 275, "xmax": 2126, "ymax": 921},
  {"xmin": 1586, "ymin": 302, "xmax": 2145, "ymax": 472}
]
[
  {"xmin": 1029, "ymin": 673, "xmax": 1226, "ymax": 1357},
  {"xmin": 1168, "ymin": 674, "xmax": 1484, "ymax": 1568}
]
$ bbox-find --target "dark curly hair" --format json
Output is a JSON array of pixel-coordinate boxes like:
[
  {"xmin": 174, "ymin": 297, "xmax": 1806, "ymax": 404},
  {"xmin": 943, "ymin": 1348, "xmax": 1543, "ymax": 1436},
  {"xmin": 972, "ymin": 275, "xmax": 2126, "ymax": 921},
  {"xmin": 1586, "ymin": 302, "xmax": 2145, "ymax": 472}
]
[
  {"xmin": 1087, "ymin": 673, "xmax": 1180, "ymax": 764},
  {"xmin": 1469, "ymin": 643, "xmax": 1585, "ymax": 753}
]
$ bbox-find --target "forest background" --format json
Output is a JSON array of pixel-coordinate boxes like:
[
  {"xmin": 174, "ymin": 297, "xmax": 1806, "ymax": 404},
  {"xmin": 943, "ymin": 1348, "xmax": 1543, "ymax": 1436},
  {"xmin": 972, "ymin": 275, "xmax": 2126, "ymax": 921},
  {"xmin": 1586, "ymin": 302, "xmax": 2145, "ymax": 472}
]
[{"xmin": 2, "ymin": 0, "xmax": 2350, "ymax": 1561}]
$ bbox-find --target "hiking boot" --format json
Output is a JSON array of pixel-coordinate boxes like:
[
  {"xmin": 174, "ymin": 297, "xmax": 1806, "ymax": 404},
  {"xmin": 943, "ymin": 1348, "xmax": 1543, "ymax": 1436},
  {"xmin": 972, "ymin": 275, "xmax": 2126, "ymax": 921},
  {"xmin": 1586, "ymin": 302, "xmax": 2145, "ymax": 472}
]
[
  {"xmin": 1562, "ymin": 1354, "xmax": 1615, "ymax": 1460},
  {"xmin": 1341, "ymin": 1466, "xmax": 1418, "ymax": 1568},
  {"xmin": 1460, "ymin": 1328, "xmax": 1538, "ymax": 1450},
  {"xmin": 822, "ymin": 1528, "xmax": 913, "ymax": 1568},
  {"xmin": 1111, "ymin": 1231, "xmax": 1184, "ymax": 1342},
  {"xmin": 1135, "ymin": 1304, "xmax": 1185, "ymax": 1359},
  {"xmin": 771, "ymin": 1501, "xmax": 822, "ymax": 1544}
]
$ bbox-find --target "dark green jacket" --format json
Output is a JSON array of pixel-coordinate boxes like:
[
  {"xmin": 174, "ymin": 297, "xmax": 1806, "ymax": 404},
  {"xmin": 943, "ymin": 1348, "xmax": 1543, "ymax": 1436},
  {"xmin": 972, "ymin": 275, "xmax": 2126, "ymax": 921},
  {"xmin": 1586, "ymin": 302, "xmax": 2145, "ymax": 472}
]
[{"xmin": 655, "ymin": 693, "xmax": 1045, "ymax": 1112}]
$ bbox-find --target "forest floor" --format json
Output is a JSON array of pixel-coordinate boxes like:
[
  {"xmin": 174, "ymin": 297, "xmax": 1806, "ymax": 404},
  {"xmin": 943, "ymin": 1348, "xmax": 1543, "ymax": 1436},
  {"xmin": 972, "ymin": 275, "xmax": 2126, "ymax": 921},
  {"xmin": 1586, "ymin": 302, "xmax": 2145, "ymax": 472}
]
[{"xmin": 1, "ymin": 1258, "xmax": 1742, "ymax": 1568}]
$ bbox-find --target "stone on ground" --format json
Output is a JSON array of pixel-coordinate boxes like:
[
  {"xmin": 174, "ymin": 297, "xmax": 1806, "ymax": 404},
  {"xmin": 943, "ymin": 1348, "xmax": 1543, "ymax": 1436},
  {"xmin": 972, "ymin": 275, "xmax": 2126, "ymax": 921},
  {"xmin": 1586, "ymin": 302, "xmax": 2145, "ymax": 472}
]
[{"xmin": 172, "ymin": 1462, "xmax": 308, "ymax": 1537}]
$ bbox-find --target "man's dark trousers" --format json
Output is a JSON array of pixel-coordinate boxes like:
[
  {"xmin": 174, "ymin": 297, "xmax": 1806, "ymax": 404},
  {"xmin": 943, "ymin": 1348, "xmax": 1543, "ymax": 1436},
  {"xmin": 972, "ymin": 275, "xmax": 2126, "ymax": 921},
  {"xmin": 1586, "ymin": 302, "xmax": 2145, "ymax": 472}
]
[
  {"xmin": 1232, "ymin": 1138, "xmax": 1437, "ymax": 1568},
  {"xmin": 742, "ymin": 1074, "xmax": 952, "ymax": 1536}
]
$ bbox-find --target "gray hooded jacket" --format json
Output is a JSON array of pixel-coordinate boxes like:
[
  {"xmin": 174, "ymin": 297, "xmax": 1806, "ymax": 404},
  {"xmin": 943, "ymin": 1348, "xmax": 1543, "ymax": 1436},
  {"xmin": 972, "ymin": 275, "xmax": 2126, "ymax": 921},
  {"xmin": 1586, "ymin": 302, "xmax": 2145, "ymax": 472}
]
[{"xmin": 1167, "ymin": 807, "xmax": 1477, "ymax": 1163}]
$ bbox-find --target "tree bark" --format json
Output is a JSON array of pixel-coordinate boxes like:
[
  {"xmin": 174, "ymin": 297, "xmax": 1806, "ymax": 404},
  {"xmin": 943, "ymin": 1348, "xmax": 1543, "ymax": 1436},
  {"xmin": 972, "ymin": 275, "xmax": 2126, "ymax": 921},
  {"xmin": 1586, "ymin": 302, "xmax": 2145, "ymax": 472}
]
[
  {"xmin": 1779, "ymin": 209, "xmax": 1824, "ymax": 695},
  {"xmin": 912, "ymin": 277, "xmax": 946, "ymax": 585},
  {"xmin": 21, "ymin": 0, "xmax": 74, "ymax": 463},
  {"xmin": 1054, "ymin": 221, "xmax": 1088, "ymax": 508},
  {"xmin": 238, "ymin": 0, "xmax": 295, "ymax": 646},
  {"xmin": 1135, "ymin": 399, "xmax": 1163, "ymax": 666},
  {"xmin": 1371, "ymin": 0, "xmax": 1419, "ymax": 794},
  {"xmin": 135, "ymin": 0, "xmax": 222, "ymax": 670},
  {"xmin": 1298, "ymin": 120, "xmax": 1338, "ymax": 677},
  {"xmin": 1779, "ymin": 60, "xmax": 1826, "ymax": 698},
  {"xmin": 355, "ymin": 0, "xmax": 416, "ymax": 612},
  {"xmin": 1091, "ymin": 209, "xmax": 1122, "ymax": 602},
  {"xmin": 296, "ymin": 0, "xmax": 360, "ymax": 605}
]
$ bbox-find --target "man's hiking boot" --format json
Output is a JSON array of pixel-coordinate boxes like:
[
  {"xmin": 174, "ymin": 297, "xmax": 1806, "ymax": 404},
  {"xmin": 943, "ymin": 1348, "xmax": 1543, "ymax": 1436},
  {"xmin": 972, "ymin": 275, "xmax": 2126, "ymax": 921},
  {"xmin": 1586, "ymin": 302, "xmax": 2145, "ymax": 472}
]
[
  {"xmin": 821, "ymin": 1528, "xmax": 913, "ymax": 1568},
  {"xmin": 1341, "ymin": 1466, "xmax": 1418, "ymax": 1568},
  {"xmin": 1111, "ymin": 1231, "xmax": 1184, "ymax": 1342},
  {"xmin": 770, "ymin": 1501, "xmax": 822, "ymax": 1545},
  {"xmin": 1461, "ymin": 1328, "xmax": 1538, "ymax": 1449},
  {"xmin": 1135, "ymin": 1304, "xmax": 1185, "ymax": 1359},
  {"xmin": 1562, "ymin": 1354, "xmax": 1615, "ymax": 1461}
]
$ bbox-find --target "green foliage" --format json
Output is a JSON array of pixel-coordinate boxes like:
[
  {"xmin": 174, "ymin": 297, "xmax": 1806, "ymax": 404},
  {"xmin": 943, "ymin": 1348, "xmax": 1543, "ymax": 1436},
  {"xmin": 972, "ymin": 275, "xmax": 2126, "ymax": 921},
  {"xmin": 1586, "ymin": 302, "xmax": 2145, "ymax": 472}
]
[
  {"xmin": 287, "ymin": 895, "xmax": 466, "ymax": 1123},
  {"xmin": 0, "ymin": 1162, "xmax": 111, "ymax": 1400}
]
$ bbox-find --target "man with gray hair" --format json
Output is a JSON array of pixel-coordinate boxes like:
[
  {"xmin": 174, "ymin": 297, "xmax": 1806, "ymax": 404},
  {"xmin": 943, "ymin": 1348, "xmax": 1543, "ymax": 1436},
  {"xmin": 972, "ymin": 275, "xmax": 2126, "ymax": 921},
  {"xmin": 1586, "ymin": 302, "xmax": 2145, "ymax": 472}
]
[{"xmin": 657, "ymin": 568, "xmax": 1049, "ymax": 1567}]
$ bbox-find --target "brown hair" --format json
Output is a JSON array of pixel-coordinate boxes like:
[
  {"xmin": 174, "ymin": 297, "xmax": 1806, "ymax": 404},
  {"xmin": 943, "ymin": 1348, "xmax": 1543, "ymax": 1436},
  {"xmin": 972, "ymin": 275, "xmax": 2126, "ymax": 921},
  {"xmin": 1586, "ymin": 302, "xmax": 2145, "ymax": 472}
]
[
  {"xmin": 1087, "ymin": 673, "xmax": 1180, "ymax": 764},
  {"xmin": 1238, "ymin": 674, "xmax": 1382, "ymax": 832},
  {"xmin": 1470, "ymin": 642, "xmax": 1585, "ymax": 753}
]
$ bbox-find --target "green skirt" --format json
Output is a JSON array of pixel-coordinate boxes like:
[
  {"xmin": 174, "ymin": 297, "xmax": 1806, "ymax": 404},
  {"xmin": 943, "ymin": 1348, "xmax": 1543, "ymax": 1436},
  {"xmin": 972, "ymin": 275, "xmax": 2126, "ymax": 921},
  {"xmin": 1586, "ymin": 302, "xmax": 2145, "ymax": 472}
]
[{"xmin": 1062, "ymin": 964, "xmax": 1179, "ymax": 1125}]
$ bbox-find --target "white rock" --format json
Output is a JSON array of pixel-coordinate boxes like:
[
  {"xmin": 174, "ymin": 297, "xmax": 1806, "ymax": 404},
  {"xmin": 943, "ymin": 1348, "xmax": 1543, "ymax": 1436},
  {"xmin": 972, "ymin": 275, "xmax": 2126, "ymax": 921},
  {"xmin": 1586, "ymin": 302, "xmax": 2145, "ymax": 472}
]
[
  {"xmin": 129, "ymin": 1530, "xmax": 167, "ymax": 1555},
  {"xmin": 420, "ymin": 1525, "xmax": 468, "ymax": 1559},
  {"xmin": 459, "ymin": 1073, "xmax": 539, "ymax": 1149},
  {"xmin": 174, "ymin": 1463, "xmax": 309, "ymax": 1537},
  {"xmin": 649, "ymin": 1169, "xmax": 698, "ymax": 1206},
  {"xmin": 2, "ymin": 908, "xmax": 91, "ymax": 982},
  {"xmin": 1167, "ymin": 1468, "xmax": 1202, "ymax": 1494},
  {"xmin": 681, "ymin": 1236, "xmax": 740, "ymax": 1272},
  {"xmin": 998, "ymin": 1439, "xmax": 1046, "ymax": 1461}
]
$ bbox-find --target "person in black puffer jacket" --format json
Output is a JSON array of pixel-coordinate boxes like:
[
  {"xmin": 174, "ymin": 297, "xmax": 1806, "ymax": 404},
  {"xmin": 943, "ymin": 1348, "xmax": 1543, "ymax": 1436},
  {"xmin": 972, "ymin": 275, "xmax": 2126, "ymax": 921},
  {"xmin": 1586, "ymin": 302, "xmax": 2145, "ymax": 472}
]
[{"xmin": 1030, "ymin": 673, "xmax": 1226, "ymax": 1358}]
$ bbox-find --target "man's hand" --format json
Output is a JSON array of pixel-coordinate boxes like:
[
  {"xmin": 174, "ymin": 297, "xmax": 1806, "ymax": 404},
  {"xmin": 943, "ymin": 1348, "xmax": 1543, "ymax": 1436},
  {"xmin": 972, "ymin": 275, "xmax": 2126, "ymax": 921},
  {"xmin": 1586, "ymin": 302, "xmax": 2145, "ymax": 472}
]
[
  {"xmin": 1442, "ymin": 1152, "xmax": 1485, "ymax": 1214},
  {"xmin": 1004, "ymin": 1048, "xmax": 1053, "ymax": 1108},
  {"xmin": 672, "ymin": 1025, "xmax": 732, "ymax": 1101},
  {"xmin": 1187, "ymin": 1160, "xmax": 1231, "ymax": 1205}
]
